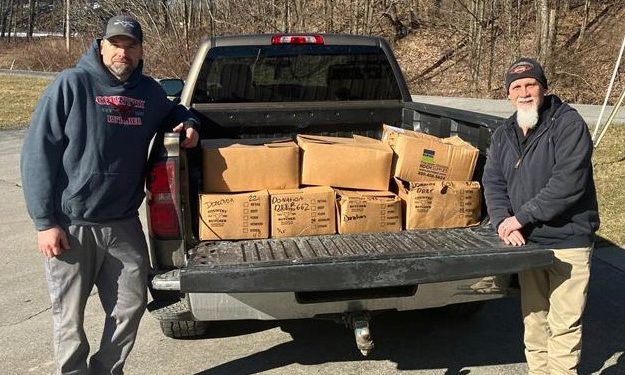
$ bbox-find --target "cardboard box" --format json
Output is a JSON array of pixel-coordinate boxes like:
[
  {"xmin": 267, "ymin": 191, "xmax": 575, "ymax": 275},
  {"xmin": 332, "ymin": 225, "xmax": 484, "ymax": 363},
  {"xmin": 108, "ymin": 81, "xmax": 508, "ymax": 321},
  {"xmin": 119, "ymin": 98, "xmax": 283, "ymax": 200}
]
[
  {"xmin": 382, "ymin": 125, "xmax": 479, "ymax": 182},
  {"xmin": 199, "ymin": 190, "xmax": 269, "ymax": 240},
  {"xmin": 381, "ymin": 124, "xmax": 409, "ymax": 149},
  {"xmin": 202, "ymin": 138, "xmax": 299, "ymax": 193},
  {"xmin": 269, "ymin": 186, "xmax": 336, "ymax": 238},
  {"xmin": 395, "ymin": 178, "xmax": 481, "ymax": 229},
  {"xmin": 297, "ymin": 134, "xmax": 393, "ymax": 191},
  {"xmin": 335, "ymin": 189, "xmax": 402, "ymax": 234}
]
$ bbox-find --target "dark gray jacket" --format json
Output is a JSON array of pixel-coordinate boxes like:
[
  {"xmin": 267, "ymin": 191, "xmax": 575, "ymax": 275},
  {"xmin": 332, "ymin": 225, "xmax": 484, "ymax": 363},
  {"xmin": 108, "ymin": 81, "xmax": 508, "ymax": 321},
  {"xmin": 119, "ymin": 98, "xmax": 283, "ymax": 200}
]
[{"xmin": 482, "ymin": 95, "xmax": 599, "ymax": 248}]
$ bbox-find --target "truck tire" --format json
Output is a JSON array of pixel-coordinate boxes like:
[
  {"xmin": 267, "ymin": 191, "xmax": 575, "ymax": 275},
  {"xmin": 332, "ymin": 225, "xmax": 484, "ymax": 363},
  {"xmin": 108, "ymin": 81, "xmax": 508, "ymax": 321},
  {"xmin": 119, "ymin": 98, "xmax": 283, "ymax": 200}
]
[
  {"xmin": 159, "ymin": 319, "xmax": 209, "ymax": 339},
  {"xmin": 148, "ymin": 295, "xmax": 208, "ymax": 339},
  {"xmin": 148, "ymin": 287, "xmax": 181, "ymax": 304}
]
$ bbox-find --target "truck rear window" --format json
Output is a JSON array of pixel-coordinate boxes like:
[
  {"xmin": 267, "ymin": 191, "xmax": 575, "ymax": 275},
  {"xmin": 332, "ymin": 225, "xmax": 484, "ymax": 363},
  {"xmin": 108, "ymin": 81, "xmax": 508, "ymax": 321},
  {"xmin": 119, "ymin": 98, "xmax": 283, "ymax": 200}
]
[{"xmin": 192, "ymin": 45, "xmax": 402, "ymax": 103}]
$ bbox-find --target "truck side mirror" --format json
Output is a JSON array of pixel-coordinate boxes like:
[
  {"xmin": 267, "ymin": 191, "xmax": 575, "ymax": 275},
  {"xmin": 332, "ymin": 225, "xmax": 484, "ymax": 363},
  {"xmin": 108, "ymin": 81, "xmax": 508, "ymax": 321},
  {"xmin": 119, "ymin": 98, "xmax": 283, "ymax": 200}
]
[{"xmin": 159, "ymin": 78, "xmax": 184, "ymax": 99}]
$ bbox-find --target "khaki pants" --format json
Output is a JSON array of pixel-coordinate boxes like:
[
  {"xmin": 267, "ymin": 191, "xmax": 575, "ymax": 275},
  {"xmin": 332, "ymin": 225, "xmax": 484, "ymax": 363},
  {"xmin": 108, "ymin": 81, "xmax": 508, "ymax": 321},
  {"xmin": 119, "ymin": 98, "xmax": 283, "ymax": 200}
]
[{"xmin": 519, "ymin": 246, "xmax": 593, "ymax": 375}]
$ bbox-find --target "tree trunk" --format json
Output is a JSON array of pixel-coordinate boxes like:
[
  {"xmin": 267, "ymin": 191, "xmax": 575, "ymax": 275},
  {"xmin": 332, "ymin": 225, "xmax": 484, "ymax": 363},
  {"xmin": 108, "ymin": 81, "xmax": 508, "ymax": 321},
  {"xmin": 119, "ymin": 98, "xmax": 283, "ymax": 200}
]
[
  {"xmin": 299, "ymin": 0, "xmax": 306, "ymax": 31},
  {"xmin": 349, "ymin": 0, "xmax": 355, "ymax": 34},
  {"xmin": 562, "ymin": 0, "xmax": 569, "ymax": 11},
  {"xmin": 0, "ymin": 0, "xmax": 6, "ymax": 38},
  {"xmin": 469, "ymin": 0, "xmax": 485, "ymax": 93},
  {"xmin": 27, "ymin": 0, "xmax": 36, "ymax": 39},
  {"xmin": 533, "ymin": 0, "xmax": 559, "ymax": 74},
  {"xmin": 576, "ymin": 0, "xmax": 590, "ymax": 50},
  {"xmin": 545, "ymin": 2, "xmax": 558, "ymax": 76},
  {"xmin": 283, "ymin": 0, "xmax": 289, "ymax": 32},
  {"xmin": 365, "ymin": 0, "xmax": 374, "ymax": 34},
  {"xmin": 323, "ymin": 0, "xmax": 329, "ymax": 31},
  {"xmin": 207, "ymin": 0, "xmax": 215, "ymax": 37},
  {"xmin": 516, "ymin": 0, "xmax": 521, "ymax": 57},
  {"xmin": 9, "ymin": 0, "xmax": 14, "ymax": 41},
  {"xmin": 487, "ymin": 0, "xmax": 496, "ymax": 91},
  {"xmin": 183, "ymin": 0, "xmax": 189, "ymax": 56},
  {"xmin": 4, "ymin": 0, "xmax": 13, "ymax": 40},
  {"xmin": 505, "ymin": 0, "xmax": 516, "ymax": 63},
  {"xmin": 538, "ymin": 0, "xmax": 549, "ymax": 61},
  {"xmin": 409, "ymin": 0, "xmax": 419, "ymax": 29},
  {"xmin": 65, "ymin": 0, "xmax": 70, "ymax": 52}
]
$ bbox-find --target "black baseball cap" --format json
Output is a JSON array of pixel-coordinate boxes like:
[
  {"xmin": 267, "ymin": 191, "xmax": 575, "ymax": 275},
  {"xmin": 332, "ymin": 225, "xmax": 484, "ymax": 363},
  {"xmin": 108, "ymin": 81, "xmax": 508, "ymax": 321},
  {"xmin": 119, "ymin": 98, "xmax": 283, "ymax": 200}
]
[
  {"xmin": 504, "ymin": 58, "xmax": 548, "ymax": 93},
  {"xmin": 103, "ymin": 15, "xmax": 143, "ymax": 43}
]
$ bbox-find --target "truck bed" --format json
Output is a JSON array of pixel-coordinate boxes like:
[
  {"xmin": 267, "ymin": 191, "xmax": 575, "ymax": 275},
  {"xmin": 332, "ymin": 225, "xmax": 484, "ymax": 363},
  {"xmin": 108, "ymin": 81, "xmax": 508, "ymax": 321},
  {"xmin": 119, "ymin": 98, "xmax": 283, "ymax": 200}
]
[{"xmin": 179, "ymin": 226, "xmax": 552, "ymax": 293}]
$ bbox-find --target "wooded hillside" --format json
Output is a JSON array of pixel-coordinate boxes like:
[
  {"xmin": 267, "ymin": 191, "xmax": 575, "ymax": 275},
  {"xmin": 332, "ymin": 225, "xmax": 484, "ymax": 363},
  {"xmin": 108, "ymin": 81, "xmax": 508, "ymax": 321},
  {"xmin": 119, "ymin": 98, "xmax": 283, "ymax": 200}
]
[{"xmin": 1, "ymin": 0, "xmax": 624, "ymax": 104}]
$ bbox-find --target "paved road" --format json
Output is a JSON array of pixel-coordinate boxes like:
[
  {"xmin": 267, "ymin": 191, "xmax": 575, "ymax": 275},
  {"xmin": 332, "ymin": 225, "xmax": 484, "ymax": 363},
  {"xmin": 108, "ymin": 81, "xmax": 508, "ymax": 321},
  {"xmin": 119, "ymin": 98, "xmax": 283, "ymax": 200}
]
[
  {"xmin": 1, "ymin": 129, "xmax": 624, "ymax": 375},
  {"xmin": 411, "ymin": 95, "xmax": 625, "ymax": 129}
]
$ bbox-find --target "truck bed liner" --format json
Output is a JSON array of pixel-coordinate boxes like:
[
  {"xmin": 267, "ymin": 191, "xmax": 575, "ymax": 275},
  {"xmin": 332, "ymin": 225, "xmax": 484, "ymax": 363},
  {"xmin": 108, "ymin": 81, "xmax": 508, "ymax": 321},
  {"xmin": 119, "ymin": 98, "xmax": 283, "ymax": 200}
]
[{"xmin": 180, "ymin": 227, "xmax": 552, "ymax": 293}]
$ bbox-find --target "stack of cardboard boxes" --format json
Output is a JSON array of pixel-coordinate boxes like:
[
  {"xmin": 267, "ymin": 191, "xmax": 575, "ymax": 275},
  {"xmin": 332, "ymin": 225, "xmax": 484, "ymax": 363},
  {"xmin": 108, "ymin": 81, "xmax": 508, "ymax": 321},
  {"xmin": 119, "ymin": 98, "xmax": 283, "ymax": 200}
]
[
  {"xmin": 198, "ymin": 127, "xmax": 482, "ymax": 241},
  {"xmin": 297, "ymin": 135, "xmax": 401, "ymax": 235},
  {"xmin": 199, "ymin": 138, "xmax": 299, "ymax": 240},
  {"xmin": 382, "ymin": 125, "xmax": 482, "ymax": 229}
]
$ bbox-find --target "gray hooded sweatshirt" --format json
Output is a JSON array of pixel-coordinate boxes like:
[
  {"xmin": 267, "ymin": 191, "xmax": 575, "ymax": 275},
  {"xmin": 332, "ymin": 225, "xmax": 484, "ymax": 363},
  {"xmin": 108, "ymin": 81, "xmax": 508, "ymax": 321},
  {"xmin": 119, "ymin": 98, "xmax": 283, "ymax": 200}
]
[{"xmin": 21, "ymin": 40, "xmax": 197, "ymax": 230}]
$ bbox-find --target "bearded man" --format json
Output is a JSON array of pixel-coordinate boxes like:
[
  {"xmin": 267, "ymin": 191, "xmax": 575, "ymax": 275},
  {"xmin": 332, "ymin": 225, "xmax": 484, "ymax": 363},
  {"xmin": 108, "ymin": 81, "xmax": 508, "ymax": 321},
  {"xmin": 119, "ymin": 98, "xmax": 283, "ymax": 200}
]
[
  {"xmin": 21, "ymin": 15, "xmax": 199, "ymax": 374},
  {"xmin": 482, "ymin": 58, "xmax": 599, "ymax": 375}
]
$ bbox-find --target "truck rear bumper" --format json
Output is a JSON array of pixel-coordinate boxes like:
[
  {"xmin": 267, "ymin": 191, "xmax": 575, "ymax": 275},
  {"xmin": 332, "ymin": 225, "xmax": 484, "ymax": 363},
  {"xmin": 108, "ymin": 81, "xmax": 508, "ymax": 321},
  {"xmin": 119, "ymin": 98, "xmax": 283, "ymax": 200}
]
[
  {"xmin": 185, "ymin": 277, "xmax": 509, "ymax": 320},
  {"xmin": 168, "ymin": 227, "xmax": 552, "ymax": 293}
]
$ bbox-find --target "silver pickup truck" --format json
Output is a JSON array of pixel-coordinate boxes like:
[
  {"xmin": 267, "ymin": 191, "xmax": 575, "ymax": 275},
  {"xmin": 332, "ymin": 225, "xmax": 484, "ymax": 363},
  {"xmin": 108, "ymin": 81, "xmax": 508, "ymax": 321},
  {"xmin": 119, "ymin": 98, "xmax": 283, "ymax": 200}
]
[{"xmin": 146, "ymin": 33, "xmax": 552, "ymax": 355}]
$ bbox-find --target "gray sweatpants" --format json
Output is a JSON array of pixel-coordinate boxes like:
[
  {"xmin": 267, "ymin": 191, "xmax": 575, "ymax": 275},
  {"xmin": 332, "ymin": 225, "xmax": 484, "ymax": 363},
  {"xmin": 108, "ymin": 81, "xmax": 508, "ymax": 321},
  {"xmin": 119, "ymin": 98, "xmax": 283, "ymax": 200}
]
[{"xmin": 43, "ymin": 217, "xmax": 148, "ymax": 375}]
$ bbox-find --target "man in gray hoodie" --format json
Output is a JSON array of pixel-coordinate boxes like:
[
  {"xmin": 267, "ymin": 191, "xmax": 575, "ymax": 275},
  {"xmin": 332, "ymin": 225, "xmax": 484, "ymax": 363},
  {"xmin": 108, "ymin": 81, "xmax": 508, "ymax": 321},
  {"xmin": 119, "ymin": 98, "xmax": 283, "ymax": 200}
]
[
  {"xmin": 21, "ymin": 15, "xmax": 199, "ymax": 374},
  {"xmin": 482, "ymin": 58, "xmax": 599, "ymax": 374}
]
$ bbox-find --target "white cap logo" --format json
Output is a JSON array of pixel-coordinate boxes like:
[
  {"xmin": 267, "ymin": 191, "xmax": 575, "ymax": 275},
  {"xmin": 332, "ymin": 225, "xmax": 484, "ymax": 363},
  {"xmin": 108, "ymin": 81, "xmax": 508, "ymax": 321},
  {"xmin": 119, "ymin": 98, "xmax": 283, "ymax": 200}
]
[{"xmin": 114, "ymin": 20, "xmax": 135, "ymax": 28}]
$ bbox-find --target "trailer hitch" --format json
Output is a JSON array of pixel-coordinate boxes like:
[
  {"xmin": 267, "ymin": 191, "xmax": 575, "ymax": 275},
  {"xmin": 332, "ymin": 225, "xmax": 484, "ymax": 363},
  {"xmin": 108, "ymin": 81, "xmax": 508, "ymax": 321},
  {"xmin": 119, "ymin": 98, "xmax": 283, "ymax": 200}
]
[{"xmin": 343, "ymin": 311, "xmax": 374, "ymax": 356}]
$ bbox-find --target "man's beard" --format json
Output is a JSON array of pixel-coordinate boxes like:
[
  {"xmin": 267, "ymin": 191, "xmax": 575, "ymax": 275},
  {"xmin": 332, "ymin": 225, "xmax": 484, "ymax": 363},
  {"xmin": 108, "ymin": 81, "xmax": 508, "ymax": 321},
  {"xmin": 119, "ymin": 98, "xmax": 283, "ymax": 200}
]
[
  {"xmin": 516, "ymin": 102, "xmax": 539, "ymax": 129},
  {"xmin": 107, "ymin": 62, "xmax": 134, "ymax": 82}
]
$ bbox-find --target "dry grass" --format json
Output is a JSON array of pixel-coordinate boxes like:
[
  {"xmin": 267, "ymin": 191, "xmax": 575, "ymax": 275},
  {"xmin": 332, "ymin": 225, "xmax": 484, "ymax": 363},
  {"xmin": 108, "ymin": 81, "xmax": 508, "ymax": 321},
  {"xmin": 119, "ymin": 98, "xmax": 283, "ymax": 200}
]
[
  {"xmin": 0, "ymin": 75, "xmax": 51, "ymax": 129},
  {"xmin": 592, "ymin": 126, "xmax": 625, "ymax": 246},
  {"xmin": 0, "ymin": 38, "xmax": 88, "ymax": 73},
  {"xmin": 0, "ymin": 36, "xmax": 189, "ymax": 80},
  {"xmin": 2, "ymin": 74, "xmax": 624, "ymax": 246}
]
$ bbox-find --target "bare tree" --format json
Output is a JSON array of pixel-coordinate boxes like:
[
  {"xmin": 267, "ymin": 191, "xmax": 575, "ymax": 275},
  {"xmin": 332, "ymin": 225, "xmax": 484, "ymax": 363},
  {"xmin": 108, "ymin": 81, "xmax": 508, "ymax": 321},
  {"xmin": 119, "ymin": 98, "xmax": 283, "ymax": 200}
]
[
  {"xmin": 469, "ymin": 0, "xmax": 485, "ymax": 93},
  {"xmin": 486, "ymin": 0, "xmax": 497, "ymax": 91},
  {"xmin": 323, "ymin": 0, "xmax": 333, "ymax": 31},
  {"xmin": 382, "ymin": 3, "xmax": 409, "ymax": 41},
  {"xmin": 537, "ymin": 0, "xmax": 549, "ymax": 61},
  {"xmin": 0, "ymin": 0, "xmax": 7, "ymax": 37},
  {"xmin": 65, "ymin": 0, "xmax": 69, "ymax": 51},
  {"xmin": 27, "ymin": 0, "xmax": 36, "ymax": 39},
  {"xmin": 546, "ymin": 0, "xmax": 558, "ymax": 74},
  {"xmin": 576, "ymin": 0, "xmax": 590, "ymax": 50},
  {"xmin": 535, "ymin": 0, "xmax": 558, "ymax": 74},
  {"xmin": 7, "ymin": 0, "xmax": 14, "ymax": 40},
  {"xmin": 409, "ymin": 0, "xmax": 420, "ymax": 29},
  {"xmin": 0, "ymin": 0, "xmax": 590, "ymax": 98}
]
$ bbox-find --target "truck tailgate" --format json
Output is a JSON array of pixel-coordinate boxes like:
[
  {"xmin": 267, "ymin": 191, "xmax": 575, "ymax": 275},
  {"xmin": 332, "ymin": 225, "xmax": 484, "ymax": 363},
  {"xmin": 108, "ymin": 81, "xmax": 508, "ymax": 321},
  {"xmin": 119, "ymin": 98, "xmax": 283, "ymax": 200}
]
[{"xmin": 180, "ymin": 227, "xmax": 552, "ymax": 293}]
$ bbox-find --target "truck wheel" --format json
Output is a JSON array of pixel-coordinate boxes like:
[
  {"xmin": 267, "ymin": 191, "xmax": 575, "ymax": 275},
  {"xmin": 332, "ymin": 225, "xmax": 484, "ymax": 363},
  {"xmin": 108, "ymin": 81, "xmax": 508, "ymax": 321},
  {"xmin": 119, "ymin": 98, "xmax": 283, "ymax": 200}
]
[
  {"xmin": 148, "ymin": 296, "xmax": 208, "ymax": 339},
  {"xmin": 159, "ymin": 320, "xmax": 209, "ymax": 339},
  {"xmin": 440, "ymin": 301, "xmax": 485, "ymax": 318},
  {"xmin": 148, "ymin": 287, "xmax": 181, "ymax": 303}
]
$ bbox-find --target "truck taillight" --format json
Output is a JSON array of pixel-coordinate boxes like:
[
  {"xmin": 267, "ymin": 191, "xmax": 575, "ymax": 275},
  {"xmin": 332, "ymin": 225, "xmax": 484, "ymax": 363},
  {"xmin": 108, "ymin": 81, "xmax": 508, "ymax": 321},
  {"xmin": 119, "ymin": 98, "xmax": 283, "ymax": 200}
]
[
  {"xmin": 147, "ymin": 160, "xmax": 181, "ymax": 238},
  {"xmin": 271, "ymin": 34, "xmax": 324, "ymax": 45}
]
